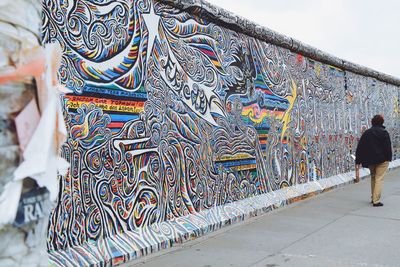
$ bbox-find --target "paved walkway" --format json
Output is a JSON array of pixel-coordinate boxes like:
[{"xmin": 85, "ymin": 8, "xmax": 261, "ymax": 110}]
[{"xmin": 126, "ymin": 168, "xmax": 400, "ymax": 267}]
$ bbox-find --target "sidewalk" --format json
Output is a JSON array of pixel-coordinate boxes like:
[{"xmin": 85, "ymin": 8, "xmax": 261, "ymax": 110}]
[{"xmin": 126, "ymin": 168, "xmax": 400, "ymax": 267}]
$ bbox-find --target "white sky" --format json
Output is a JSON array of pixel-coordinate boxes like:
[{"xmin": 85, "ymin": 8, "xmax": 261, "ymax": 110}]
[{"xmin": 205, "ymin": 0, "xmax": 400, "ymax": 78}]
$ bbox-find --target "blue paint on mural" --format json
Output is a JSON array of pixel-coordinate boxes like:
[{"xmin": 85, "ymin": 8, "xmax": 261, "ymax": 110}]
[{"xmin": 42, "ymin": 0, "xmax": 400, "ymax": 265}]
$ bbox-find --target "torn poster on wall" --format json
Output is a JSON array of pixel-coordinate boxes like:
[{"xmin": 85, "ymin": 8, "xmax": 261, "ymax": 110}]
[{"xmin": 14, "ymin": 187, "xmax": 50, "ymax": 227}]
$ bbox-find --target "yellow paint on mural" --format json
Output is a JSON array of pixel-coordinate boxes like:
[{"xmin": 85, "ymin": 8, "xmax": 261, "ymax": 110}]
[
  {"xmin": 394, "ymin": 97, "xmax": 399, "ymax": 115},
  {"xmin": 300, "ymin": 136, "xmax": 308, "ymax": 149},
  {"xmin": 316, "ymin": 65, "xmax": 321, "ymax": 76},
  {"xmin": 233, "ymin": 164, "xmax": 257, "ymax": 171},
  {"xmin": 328, "ymin": 64, "xmax": 343, "ymax": 72},
  {"xmin": 217, "ymin": 153, "xmax": 254, "ymax": 161},
  {"xmin": 280, "ymin": 79, "xmax": 297, "ymax": 141}
]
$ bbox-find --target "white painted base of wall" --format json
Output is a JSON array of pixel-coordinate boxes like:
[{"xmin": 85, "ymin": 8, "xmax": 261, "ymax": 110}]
[{"xmin": 49, "ymin": 159, "xmax": 400, "ymax": 266}]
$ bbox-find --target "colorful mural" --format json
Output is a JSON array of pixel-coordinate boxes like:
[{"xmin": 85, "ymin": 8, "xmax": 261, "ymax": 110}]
[{"xmin": 42, "ymin": 0, "xmax": 400, "ymax": 265}]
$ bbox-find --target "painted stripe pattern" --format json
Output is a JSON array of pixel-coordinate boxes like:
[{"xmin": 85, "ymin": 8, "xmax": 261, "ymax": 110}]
[{"xmin": 42, "ymin": 0, "xmax": 400, "ymax": 265}]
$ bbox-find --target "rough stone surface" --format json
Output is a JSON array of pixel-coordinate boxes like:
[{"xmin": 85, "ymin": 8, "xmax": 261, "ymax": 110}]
[
  {"xmin": 0, "ymin": 226, "xmax": 25, "ymax": 254},
  {"xmin": 20, "ymin": 250, "xmax": 48, "ymax": 267},
  {"xmin": 0, "ymin": 82, "xmax": 36, "ymax": 195},
  {"xmin": 0, "ymin": 0, "xmax": 48, "ymax": 266},
  {"xmin": 0, "ymin": 145, "xmax": 19, "ymax": 193},
  {"xmin": 0, "ymin": 81, "xmax": 36, "ymax": 194},
  {"xmin": 0, "ymin": 258, "xmax": 17, "ymax": 267},
  {"xmin": 0, "ymin": 83, "xmax": 35, "ymax": 115},
  {"xmin": 0, "ymin": 118, "xmax": 17, "ymax": 147},
  {"xmin": 0, "ymin": 218, "xmax": 49, "ymax": 267},
  {"xmin": 1, "ymin": 229, "xmax": 28, "ymax": 258}
]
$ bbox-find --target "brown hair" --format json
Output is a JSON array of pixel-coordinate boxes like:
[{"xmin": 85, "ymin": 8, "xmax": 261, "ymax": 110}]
[{"xmin": 371, "ymin": 114, "xmax": 384, "ymax": 126}]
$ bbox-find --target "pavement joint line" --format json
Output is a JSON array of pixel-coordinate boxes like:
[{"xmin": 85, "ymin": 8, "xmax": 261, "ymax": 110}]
[
  {"xmin": 276, "ymin": 252, "xmax": 391, "ymax": 267},
  {"xmin": 131, "ymin": 195, "xmax": 345, "ymax": 266},
  {"xmin": 247, "ymin": 216, "xmax": 345, "ymax": 266},
  {"xmin": 247, "ymin": 187, "xmax": 400, "ymax": 267},
  {"xmin": 128, "ymin": 190, "xmax": 333, "ymax": 266},
  {"xmin": 130, "ymin": 189, "xmax": 371, "ymax": 266},
  {"xmin": 125, "ymin": 169, "xmax": 400, "ymax": 266},
  {"xmin": 127, "ymin": 208, "xmax": 290, "ymax": 266},
  {"xmin": 348, "ymin": 213, "xmax": 400, "ymax": 222},
  {"xmin": 247, "ymin": 204, "xmax": 367, "ymax": 267}
]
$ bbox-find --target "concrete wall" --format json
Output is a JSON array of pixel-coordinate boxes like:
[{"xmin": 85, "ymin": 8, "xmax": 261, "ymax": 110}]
[{"xmin": 42, "ymin": 0, "xmax": 400, "ymax": 265}]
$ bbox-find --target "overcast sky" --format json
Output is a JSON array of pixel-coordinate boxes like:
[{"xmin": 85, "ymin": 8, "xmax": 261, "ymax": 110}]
[{"xmin": 206, "ymin": 0, "xmax": 400, "ymax": 78}]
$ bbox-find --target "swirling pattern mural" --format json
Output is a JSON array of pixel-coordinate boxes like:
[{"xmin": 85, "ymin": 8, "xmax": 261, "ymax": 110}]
[{"xmin": 42, "ymin": 0, "xmax": 400, "ymax": 264}]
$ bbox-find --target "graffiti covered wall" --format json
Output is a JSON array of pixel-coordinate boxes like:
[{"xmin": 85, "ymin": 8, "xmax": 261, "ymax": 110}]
[{"xmin": 42, "ymin": 0, "xmax": 400, "ymax": 265}]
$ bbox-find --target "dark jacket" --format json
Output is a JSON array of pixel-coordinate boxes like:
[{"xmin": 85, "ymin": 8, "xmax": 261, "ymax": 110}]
[{"xmin": 355, "ymin": 126, "xmax": 392, "ymax": 168}]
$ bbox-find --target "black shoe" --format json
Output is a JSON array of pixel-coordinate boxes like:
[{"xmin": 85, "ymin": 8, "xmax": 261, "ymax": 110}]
[{"xmin": 373, "ymin": 202, "xmax": 384, "ymax": 207}]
